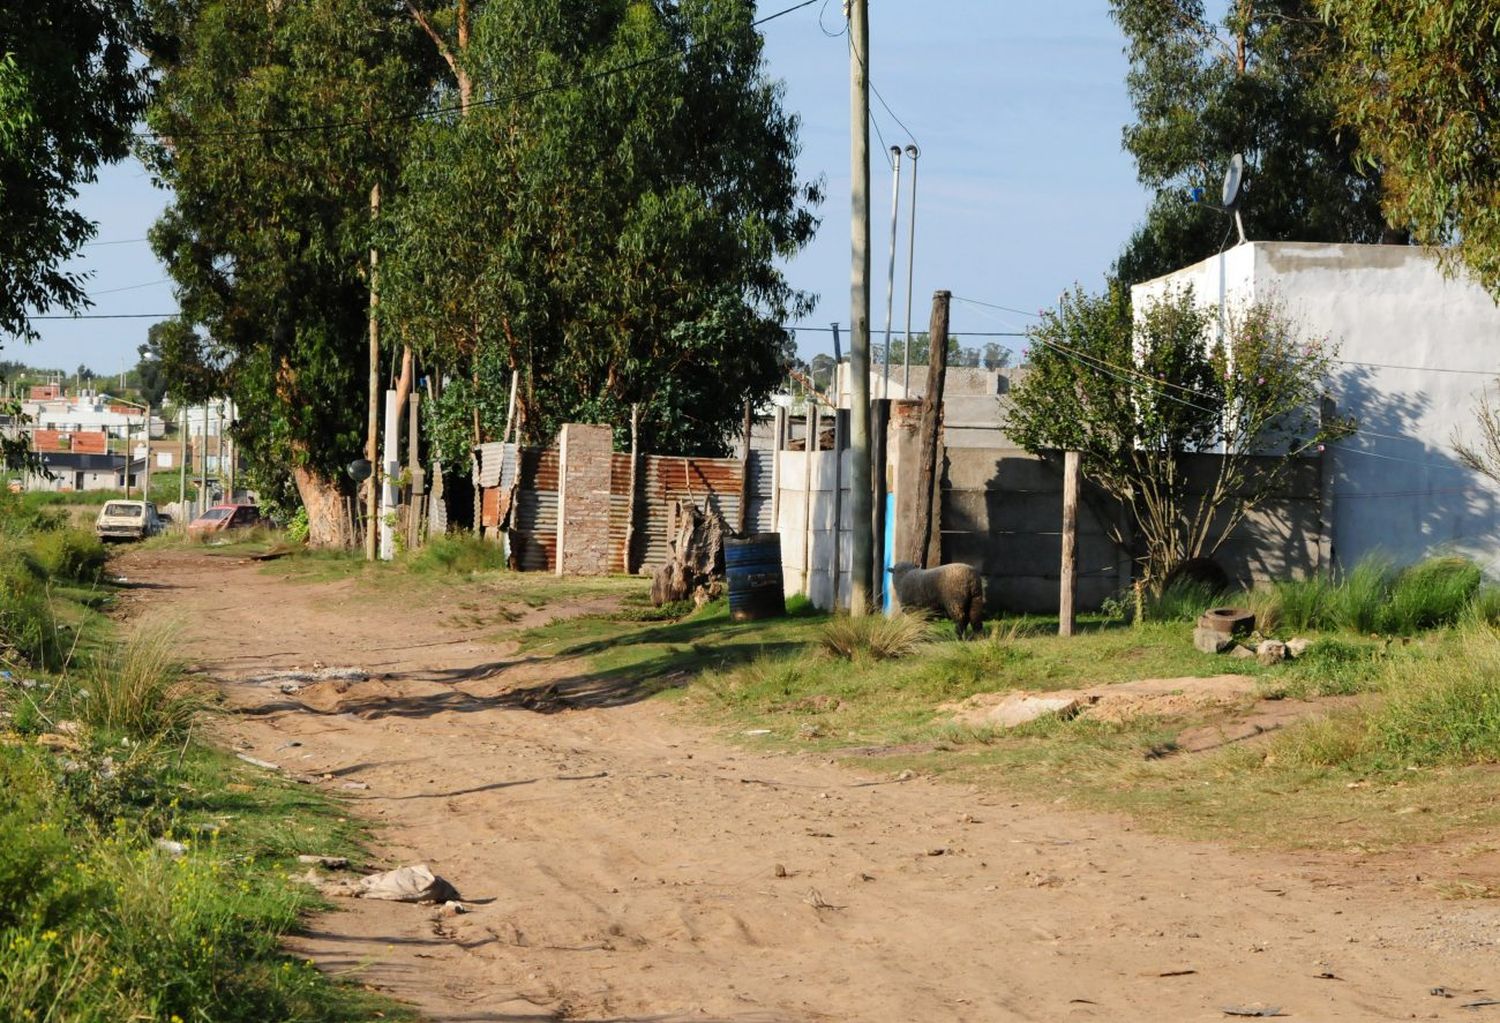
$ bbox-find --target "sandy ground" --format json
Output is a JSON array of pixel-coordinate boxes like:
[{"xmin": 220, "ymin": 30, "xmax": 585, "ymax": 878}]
[{"xmin": 117, "ymin": 549, "xmax": 1500, "ymax": 1023}]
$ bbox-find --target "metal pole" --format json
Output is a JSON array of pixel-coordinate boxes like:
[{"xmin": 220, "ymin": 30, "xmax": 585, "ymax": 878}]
[
  {"xmin": 882, "ymin": 145, "xmax": 902, "ymax": 400},
  {"xmin": 901, "ymin": 144, "xmax": 920, "ymax": 393},
  {"xmin": 142, "ymin": 401, "xmax": 150, "ymax": 503},
  {"xmin": 123, "ymin": 404, "xmax": 132, "ymax": 499},
  {"xmin": 847, "ymin": 0, "xmax": 874, "ymax": 615},
  {"xmin": 178, "ymin": 406, "xmax": 186, "ymax": 510},
  {"xmin": 200, "ymin": 404, "xmax": 208, "ymax": 505}
]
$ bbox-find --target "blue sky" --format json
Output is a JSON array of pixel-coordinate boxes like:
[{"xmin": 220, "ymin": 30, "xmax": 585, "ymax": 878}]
[{"xmin": 26, "ymin": 0, "xmax": 1151, "ymax": 374}]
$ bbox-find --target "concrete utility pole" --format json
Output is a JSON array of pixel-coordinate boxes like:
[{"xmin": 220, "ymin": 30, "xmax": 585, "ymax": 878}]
[
  {"xmin": 882, "ymin": 145, "xmax": 902, "ymax": 399},
  {"xmin": 847, "ymin": 0, "xmax": 874, "ymax": 615},
  {"xmin": 142, "ymin": 401, "xmax": 150, "ymax": 503},
  {"xmin": 200, "ymin": 404, "xmax": 208, "ymax": 504},
  {"xmin": 366, "ymin": 183, "xmax": 381, "ymax": 561},
  {"xmin": 901, "ymin": 145, "xmax": 920, "ymax": 393},
  {"xmin": 178, "ymin": 407, "xmax": 187, "ymax": 510}
]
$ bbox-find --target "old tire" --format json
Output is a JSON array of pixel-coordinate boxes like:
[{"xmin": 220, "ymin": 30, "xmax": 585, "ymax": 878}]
[
  {"xmin": 1163, "ymin": 557, "xmax": 1229, "ymax": 594},
  {"xmin": 1198, "ymin": 607, "xmax": 1256, "ymax": 637}
]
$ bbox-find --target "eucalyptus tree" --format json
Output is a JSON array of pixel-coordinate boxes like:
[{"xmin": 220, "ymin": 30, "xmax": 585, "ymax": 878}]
[
  {"xmin": 0, "ymin": 2, "xmax": 151, "ymax": 344},
  {"xmin": 381, "ymin": 0, "xmax": 820, "ymax": 459},
  {"xmin": 1110, "ymin": 0, "xmax": 1392, "ymax": 285},
  {"xmin": 141, "ymin": 0, "xmax": 433, "ymax": 543}
]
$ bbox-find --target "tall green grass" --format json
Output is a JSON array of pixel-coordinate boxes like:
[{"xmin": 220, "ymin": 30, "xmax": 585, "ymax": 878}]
[
  {"xmin": 405, "ymin": 533, "xmax": 507, "ymax": 574},
  {"xmin": 1238, "ymin": 556, "xmax": 1485, "ymax": 638}
]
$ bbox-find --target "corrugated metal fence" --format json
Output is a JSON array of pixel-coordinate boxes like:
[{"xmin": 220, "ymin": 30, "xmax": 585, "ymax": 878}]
[{"xmin": 508, "ymin": 446, "xmax": 753, "ymax": 573}]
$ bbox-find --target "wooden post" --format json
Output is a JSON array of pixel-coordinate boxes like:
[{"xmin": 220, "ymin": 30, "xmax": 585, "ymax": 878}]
[
  {"xmin": 1059, "ymin": 449, "xmax": 1080, "ymax": 637},
  {"xmin": 407, "ymin": 392, "xmax": 422, "ymax": 549},
  {"xmin": 366, "ymin": 183, "xmax": 381, "ymax": 560},
  {"xmin": 624, "ymin": 403, "xmax": 640, "ymax": 574},
  {"xmin": 177, "ymin": 406, "xmax": 187, "ymax": 510},
  {"xmin": 770, "ymin": 406, "xmax": 785, "ymax": 539},
  {"xmin": 909, "ymin": 290, "xmax": 950, "ymax": 568}
]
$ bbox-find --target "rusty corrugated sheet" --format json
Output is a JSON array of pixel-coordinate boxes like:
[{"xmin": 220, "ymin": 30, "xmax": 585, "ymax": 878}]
[
  {"xmin": 638, "ymin": 456, "xmax": 743, "ymax": 569},
  {"xmin": 510, "ymin": 448, "xmax": 559, "ymax": 572}
]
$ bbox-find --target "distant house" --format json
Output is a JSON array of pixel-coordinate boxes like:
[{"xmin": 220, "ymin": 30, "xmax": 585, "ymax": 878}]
[
  {"xmin": 24, "ymin": 452, "xmax": 149, "ymax": 493},
  {"xmin": 1133, "ymin": 240, "xmax": 1500, "ymax": 574}
]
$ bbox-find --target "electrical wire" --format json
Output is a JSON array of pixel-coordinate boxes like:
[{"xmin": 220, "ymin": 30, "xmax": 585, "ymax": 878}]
[
  {"xmin": 133, "ymin": 0, "xmax": 825, "ymax": 144},
  {"xmin": 80, "ymin": 237, "xmax": 150, "ymax": 248},
  {"xmin": 86, "ymin": 278, "xmax": 172, "ymax": 297}
]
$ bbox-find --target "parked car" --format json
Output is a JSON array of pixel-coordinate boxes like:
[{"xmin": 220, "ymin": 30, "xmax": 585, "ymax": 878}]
[
  {"xmin": 95, "ymin": 500, "xmax": 164, "ymax": 542},
  {"xmin": 187, "ymin": 503, "xmax": 265, "ymax": 536}
]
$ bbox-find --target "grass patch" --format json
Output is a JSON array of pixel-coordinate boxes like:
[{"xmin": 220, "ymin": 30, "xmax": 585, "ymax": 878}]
[
  {"xmin": 406, "ymin": 534, "xmax": 507, "ymax": 575},
  {"xmin": 819, "ymin": 611, "xmax": 931, "ymax": 660}
]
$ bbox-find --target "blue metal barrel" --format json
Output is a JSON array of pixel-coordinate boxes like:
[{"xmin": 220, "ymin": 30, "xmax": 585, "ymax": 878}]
[{"xmin": 725, "ymin": 533, "xmax": 786, "ymax": 622}]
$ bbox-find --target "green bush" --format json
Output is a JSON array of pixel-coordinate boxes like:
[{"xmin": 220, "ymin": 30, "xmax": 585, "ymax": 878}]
[
  {"xmin": 79, "ymin": 624, "xmax": 198, "ymax": 743},
  {"xmin": 1271, "ymin": 576, "xmax": 1333, "ymax": 634},
  {"xmin": 29, "ymin": 529, "xmax": 107, "ymax": 584}
]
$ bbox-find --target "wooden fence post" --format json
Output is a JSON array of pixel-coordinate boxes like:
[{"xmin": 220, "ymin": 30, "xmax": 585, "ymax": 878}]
[
  {"xmin": 908, "ymin": 290, "xmax": 950, "ymax": 568},
  {"xmin": 1059, "ymin": 449, "xmax": 1080, "ymax": 637},
  {"xmin": 624, "ymin": 404, "xmax": 640, "ymax": 574}
]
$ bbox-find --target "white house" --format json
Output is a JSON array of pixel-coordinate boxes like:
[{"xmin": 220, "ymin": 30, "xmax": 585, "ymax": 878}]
[{"xmin": 1133, "ymin": 241, "xmax": 1500, "ymax": 574}]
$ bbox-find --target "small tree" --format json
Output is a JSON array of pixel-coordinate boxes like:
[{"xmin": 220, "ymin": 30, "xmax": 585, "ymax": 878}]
[{"xmin": 1005, "ymin": 284, "xmax": 1352, "ymax": 587}]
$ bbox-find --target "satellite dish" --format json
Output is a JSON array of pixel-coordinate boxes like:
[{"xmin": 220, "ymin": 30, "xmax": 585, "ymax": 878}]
[
  {"xmin": 346, "ymin": 458, "xmax": 372, "ymax": 483},
  {"xmin": 1221, "ymin": 153, "xmax": 1245, "ymax": 209}
]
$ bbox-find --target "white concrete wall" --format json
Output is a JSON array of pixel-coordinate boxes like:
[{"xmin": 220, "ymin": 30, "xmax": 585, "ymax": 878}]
[
  {"xmin": 1134, "ymin": 241, "xmax": 1500, "ymax": 574},
  {"xmin": 775, "ymin": 449, "xmax": 853, "ymax": 610}
]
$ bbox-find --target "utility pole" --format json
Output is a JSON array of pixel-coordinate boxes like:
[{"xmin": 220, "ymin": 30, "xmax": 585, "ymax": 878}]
[
  {"xmin": 142, "ymin": 401, "xmax": 151, "ymax": 504},
  {"xmin": 847, "ymin": 0, "xmax": 874, "ymax": 615},
  {"xmin": 901, "ymin": 145, "xmax": 920, "ymax": 393},
  {"xmin": 366, "ymin": 183, "xmax": 381, "ymax": 560},
  {"xmin": 881, "ymin": 145, "xmax": 902, "ymax": 399},
  {"xmin": 200, "ymin": 404, "xmax": 208, "ymax": 505},
  {"xmin": 178, "ymin": 407, "xmax": 187, "ymax": 510}
]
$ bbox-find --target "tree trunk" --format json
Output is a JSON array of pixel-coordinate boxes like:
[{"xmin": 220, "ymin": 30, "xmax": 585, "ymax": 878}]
[{"xmin": 292, "ymin": 461, "xmax": 349, "ymax": 548}]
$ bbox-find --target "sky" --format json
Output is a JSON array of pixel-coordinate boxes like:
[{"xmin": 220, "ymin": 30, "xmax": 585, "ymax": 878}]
[{"xmin": 24, "ymin": 0, "xmax": 1153, "ymax": 376}]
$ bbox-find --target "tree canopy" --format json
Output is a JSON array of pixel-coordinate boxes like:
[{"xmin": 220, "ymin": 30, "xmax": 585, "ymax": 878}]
[
  {"xmin": 1110, "ymin": 0, "xmax": 1391, "ymax": 285},
  {"xmin": 0, "ymin": 2, "xmax": 151, "ymax": 343},
  {"xmin": 141, "ymin": 0, "xmax": 433, "ymax": 540},
  {"xmin": 1321, "ymin": 0, "xmax": 1500, "ymax": 296},
  {"xmin": 381, "ymin": 0, "xmax": 820, "ymax": 460},
  {"xmin": 1006, "ymin": 285, "xmax": 1351, "ymax": 584}
]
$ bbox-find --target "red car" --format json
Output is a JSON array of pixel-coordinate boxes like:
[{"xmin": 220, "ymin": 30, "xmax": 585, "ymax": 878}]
[{"xmin": 188, "ymin": 503, "xmax": 265, "ymax": 535}]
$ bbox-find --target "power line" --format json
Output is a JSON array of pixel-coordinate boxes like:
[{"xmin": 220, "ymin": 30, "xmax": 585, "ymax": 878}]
[
  {"xmin": 134, "ymin": 0, "xmax": 823, "ymax": 144},
  {"xmin": 80, "ymin": 237, "xmax": 150, "ymax": 248},
  {"xmin": 29, "ymin": 313, "xmax": 179, "ymax": 320},
  {"xmin": 87, "ymin": 278, "xmax": 172, "ymax": 297},
  {"xmin": 952, "ymin": 296, "xmax": 1042, "ymax": 319},
  {"xmin": 1332, "ymin": 357, "xmax": 1496, "ymax": 378}
]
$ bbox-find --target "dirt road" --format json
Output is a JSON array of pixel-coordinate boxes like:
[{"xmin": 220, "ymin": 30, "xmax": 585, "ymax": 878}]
[{"xmin": 120, "ymin": 549, "xmax": 1498, "ymax": 1022}]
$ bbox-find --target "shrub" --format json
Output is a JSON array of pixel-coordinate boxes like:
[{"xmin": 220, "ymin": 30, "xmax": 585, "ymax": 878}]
[
  {"xmin": 284, "ymin": 507, "xmax": 310, "ymax": 545},
  {"xmin": 29, "ymin": 528, "xmax": 107, "ymax": 583},
  {"xmin": 820, "ymin": 611, "xmax": 930, "ymax": 660},
  {"xmin": 406, "ymin": 534, "xmax": 507, "ymax": 574},
  {"xmin": 1379, "ymin": 556, "xmax": 1481, "ymax": 634}
]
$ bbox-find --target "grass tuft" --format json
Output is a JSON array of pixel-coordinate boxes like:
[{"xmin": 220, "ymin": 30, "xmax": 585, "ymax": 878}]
[
  {"xmin": 77, "ymin": 621, "xmax": 200, "ymax": 742},
  {"xmin": 819, "ymin": 611, "xmax": 931, "ymax": 660}
]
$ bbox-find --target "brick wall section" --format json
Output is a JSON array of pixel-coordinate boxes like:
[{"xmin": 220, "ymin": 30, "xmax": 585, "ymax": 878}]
[{"xmin": 556, "ymin": 423, "xmax": 614, "ymax": 576}]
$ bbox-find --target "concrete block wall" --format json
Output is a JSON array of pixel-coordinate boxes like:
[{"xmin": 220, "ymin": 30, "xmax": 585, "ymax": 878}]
[{"xmin": 556, "ymin": 423, "xmax": 614, "ymax": 576}]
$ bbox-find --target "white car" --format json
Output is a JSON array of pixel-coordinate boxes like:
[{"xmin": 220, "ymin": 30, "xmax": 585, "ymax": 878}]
[{"xmin": 95, "ymin": 500, "xmax": 163, "ymax": 542}]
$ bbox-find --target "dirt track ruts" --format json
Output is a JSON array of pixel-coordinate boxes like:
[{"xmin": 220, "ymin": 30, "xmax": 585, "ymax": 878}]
[{"xmin": 120, "ymin": 548, "xmax": 1500, "ymax": 1022}]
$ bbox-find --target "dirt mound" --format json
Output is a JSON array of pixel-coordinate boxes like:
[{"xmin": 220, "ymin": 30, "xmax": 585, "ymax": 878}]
[
  {"xmin": 294, "ymin": 677, "xmax": 418, "ymax": 714},
  {"xmin": 947, "ymin": 674, "xmax": 1259, "ymax": 729}
]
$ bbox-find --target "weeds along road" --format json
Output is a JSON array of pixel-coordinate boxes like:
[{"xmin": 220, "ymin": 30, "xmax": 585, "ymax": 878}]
[{"xmin": 120, "ymin": 548, "xmax": 1499, "ymax": 1023}]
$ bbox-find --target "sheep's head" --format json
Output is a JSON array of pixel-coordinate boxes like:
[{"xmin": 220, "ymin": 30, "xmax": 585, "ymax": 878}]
[{"xmin": 888, "ymin": 562, "xmax": 917, "ymax": 580}]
